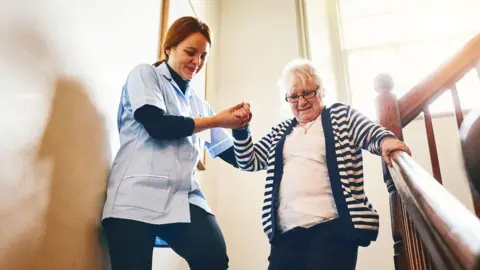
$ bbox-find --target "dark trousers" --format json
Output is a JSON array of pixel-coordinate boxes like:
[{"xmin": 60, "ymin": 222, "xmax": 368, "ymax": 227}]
[
  {"xmin": 268, "ymin": 220, "xmax": 358, "ymax": 270},
  {"xmin": 103, "ymin": 204, "xmax": 229, "ymax": 270}
]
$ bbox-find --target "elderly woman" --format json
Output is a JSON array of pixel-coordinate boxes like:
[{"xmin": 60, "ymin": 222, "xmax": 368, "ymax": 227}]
[{"xmin": 232, "ymin": 59, "xmax": 410, "ymax": 270}]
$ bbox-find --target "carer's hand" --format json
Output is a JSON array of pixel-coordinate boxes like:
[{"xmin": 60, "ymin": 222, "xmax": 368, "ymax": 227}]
[
  {"xmin": 381, "ymin": 138, "xmax": 411, "ymax": 167},
  {"xmin": 214, "ymin": 102, "xmax": 251, "ymax": 129},
  {"xmin": 234, "ymin": 102, "xmax": 252, "ymax": 128}
]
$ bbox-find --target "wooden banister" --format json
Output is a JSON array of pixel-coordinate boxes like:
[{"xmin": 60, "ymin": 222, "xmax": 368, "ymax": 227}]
[
  {"xmin": 389, "ymin": 151, "xmax": 480, "ymax": 270},
  {"xmin": 375, "ymin": 32, "xmax": 480, "ymax": 270},
  {"xmin": 399, "ymin": 34, "xmax": 480, "ymax": 126}
]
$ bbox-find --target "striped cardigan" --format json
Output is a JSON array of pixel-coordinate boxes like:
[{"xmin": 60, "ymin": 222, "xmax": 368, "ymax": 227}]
[{"xmin": 232, "ymin": 103, "xmax": 396, "ymax": 246}]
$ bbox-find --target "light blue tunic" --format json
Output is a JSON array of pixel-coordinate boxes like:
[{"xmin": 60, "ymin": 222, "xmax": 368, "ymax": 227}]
[{"xmin": 102, "ymin": 62, "xmax": 233, "ymax": 224}]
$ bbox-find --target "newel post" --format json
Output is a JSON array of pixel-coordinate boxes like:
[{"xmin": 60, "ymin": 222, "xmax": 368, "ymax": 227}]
[{"xmin": 375, "ymin": 74, "xmax": 410, "ymax": 270}]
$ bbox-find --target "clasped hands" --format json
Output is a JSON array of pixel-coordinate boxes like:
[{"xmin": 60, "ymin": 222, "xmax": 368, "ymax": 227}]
[{"xmin": 214, "ymin": 102, "xmax": 252, "ymax": 129}]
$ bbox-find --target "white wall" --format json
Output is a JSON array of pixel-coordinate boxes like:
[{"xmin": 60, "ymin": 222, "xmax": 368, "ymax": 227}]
[
  {"xmin": 211, "ymin": 1, "xmax": 475, "ymax": 270},
  {"xmin": 0, "ymin": 0, "xmax": 161, "ymax": 269}
]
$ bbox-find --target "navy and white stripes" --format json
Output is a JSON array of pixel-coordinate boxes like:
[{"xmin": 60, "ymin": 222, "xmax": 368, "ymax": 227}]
[{"xmin": 232, "ymin": 103, "xmax": 396, "ymax": 243}]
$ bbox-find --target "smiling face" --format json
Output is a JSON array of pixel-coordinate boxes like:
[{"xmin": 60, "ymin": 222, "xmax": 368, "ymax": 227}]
[
  {"xmin": 287, "ymin": 76, "xmax": 323, "ymax": 124},
  {"xmin": 166, "ymin": 32, "xmax": 209, "ymax": 80}
]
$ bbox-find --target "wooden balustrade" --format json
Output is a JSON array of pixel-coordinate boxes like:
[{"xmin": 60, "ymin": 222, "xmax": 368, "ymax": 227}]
[
  {"xmin": 450, "ymin": 85, "xmax": 464, "ymax": 129},
  {"xmin": 389, "ymin": 151, "xmax": 480, "ymax": 270},
  {"xmin": 398, "ymin": 34, "xmax": 480, "ymax": 126},
  {"xmin": 376, "ymin": 74, "xmax": 416, "ymax": 269},
  {"xmin": 375, "ymin": 32, "xmax": 480, "ymax": 269},
  {"xmin": 422, "ymin": 107, "xmax": 442, "ymax": 184}
]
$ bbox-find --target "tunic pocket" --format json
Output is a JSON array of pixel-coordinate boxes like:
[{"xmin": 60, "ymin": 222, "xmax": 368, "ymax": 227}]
[{"xmin": 114, "ymin": 175, "xmax": 170, "ymax": 213}]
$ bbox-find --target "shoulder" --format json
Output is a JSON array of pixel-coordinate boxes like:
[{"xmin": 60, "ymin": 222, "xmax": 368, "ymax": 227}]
[
  {"xmin": 130, "ymin": 63, "xmax": 157, "ymax": 74},
  {"xmin": 328, "ymin": 102, "xmax": 351, "ymax": 113},
  {"xmin": 127, "ymin": 64, "xmax": 160, "ymax": 82},
  {"xmin": 326, "ymin": 102, "xmax": 353, "ymax": 119},
  {"xmin": 271, "ymin": 119, "xmax": 293, "ymax": 134}
]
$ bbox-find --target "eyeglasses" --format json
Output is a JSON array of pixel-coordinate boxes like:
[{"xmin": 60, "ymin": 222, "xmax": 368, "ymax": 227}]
[{"xmin": 285, "ymin": 87, "xmax": 319, "ymax": 103}]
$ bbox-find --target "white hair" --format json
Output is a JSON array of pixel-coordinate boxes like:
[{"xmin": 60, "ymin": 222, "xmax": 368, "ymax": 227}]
[{"xmin": 277, "ymin": 58, "xmax": 323, "ymax": 97}]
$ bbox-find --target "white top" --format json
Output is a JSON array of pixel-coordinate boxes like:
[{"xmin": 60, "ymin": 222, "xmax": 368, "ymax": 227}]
[{"xmin": 278, "ymin": 115, "xmax": 338, "ymax": 232}]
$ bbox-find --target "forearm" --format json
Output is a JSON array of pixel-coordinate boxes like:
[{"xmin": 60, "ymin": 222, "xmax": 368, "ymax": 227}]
[
  {"xmin": 193, "ymin": 116, "xmax": 219, "ymax": 134},
  {"xmin": 135, "ymin": 105, "xmax": 220, "ymax": 139},
  {"xmin": 217, "ymin": 146, "xmax": 238, "ymax": 168},
  {"xmin": 348, "ymin": 106, "xmax": 396, "ymax": 154},
  {"xmin": 232, "ymin": 127, "xmax": 269, "ymax": 171}
]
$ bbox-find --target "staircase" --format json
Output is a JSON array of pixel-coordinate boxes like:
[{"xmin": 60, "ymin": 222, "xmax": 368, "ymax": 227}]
[{"xmin": 374, "ymin": 33, "xmax": 480, "ymax": 270}]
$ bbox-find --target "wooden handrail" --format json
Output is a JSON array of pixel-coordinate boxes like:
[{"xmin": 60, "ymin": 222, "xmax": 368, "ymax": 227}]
[
  {"xmin": 399, "ymin": 33, "xmax": 480, "ymax": 126},
  {"xmin": 389, "ymin": 151, "xmax": 480, "ymax": 270}
]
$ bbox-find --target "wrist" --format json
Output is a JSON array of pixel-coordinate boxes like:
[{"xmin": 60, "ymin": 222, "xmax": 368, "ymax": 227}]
[
  {"xmin": 381, "ymin": 136, "xmax": 395, "ymax": 145},
  {"xmin": 209, "ymin": 115, "xmax": 220, "ymax": 128},
  {"xmin": 193, "ymin": 116, "xmax": 219, "ymax": 131},
  {"xmin": 234, "ymin": 123, "xmax": 249, "ymax": 131},
  {"xmin": 232, "ymin": 125, "xmax": 250, "ymax": 140},
  {"xmin": 380, "ymin": 136, "xmax": 395, "ymax": 152}
]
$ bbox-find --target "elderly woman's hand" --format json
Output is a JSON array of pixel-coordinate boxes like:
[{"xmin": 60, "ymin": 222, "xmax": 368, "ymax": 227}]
[
  {"xmin": 214, "ymin": 102, "xmax": 251, "ymax": 129},
  {"xmin": 234, "ymin": 103, "xmax": 252, "ymax": 128},
  {"xmin": 381, "ymin": 138, "xmax": 411, "ymax": 167}
]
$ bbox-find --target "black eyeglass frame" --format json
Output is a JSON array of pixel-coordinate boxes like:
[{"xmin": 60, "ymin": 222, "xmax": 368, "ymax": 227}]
[{"xmin": 285, "ymin": 86, "xmax": 320, "ymax": 103}]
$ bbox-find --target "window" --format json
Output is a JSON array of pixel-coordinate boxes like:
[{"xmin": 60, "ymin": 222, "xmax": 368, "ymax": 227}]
[{"xmin": 337, "ymin": 0, "xmax": 480, "ymax": 119}]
